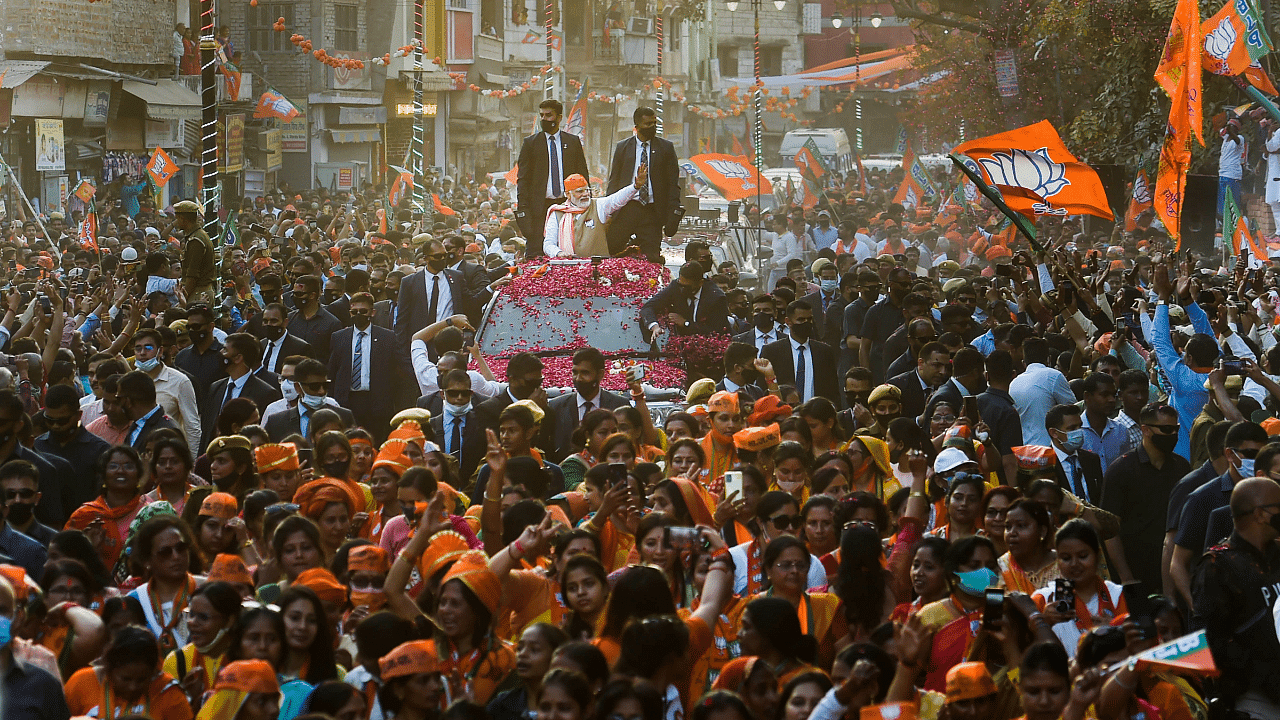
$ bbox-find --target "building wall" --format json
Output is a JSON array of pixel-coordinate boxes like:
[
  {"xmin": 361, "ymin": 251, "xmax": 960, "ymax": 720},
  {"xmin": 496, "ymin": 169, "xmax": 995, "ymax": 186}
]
[
  {"xmin": 0, "ymin": 0, "xmax": 174, "ymax": 65},
  {"xmin": 223, "ymin": 0, "xmax": 317, "ymax": 100}
]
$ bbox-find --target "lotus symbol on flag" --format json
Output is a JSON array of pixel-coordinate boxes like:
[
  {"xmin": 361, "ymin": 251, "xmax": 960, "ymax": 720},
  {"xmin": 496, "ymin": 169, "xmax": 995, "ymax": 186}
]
[
  {"xmin": 1205, "ymin": 17, "xmax": 1236, "ymax": 71},
  {"xmin": 977, "ymin": 148, "xmax": 1070, "ymax": 199},
  {"xmin": 707, "ymin": 159, "xmax": 750, "ymax": 179},
  {"xmin": 1133, "ymin": 172, "xmax": 1152, "ymax": 204}
]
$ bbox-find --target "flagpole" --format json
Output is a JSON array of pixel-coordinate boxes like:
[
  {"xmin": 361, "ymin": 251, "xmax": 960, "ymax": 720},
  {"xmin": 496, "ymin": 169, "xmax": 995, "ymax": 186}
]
[
  {"xmin": 0, "ymin": 151, "xmax": 51, "ymax": 243},
  {"xmin": 948, "ymin": 153, "xmax": 1042, "ymax": 252},
  {"xmin": 200, "ymin": 0, "xmax": 221, "ymax": 308}
]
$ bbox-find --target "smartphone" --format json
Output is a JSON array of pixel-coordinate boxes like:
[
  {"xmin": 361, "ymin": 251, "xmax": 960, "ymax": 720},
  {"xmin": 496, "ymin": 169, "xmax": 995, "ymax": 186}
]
[
  {"xmin": 1122, "ymin": 583, "xmax": 1157, "ymax": 640},
  {"xmin": 893, "ymin": 253, "xmax": 907, "ymax": 263},
  {"xmin": 983, "ymin": 588, "xmax": 1004, "ymax": 630},
  {"xmin": 666, "ymin": 526, "xmax": 699, "ymax": 548},
  {"xmin": 297, "ymin": 447, "xmax": 314, "ymax": 467},
  {"xmin": 628, "ymin": 364, "xmax": 646, "ymax": 382},
  {"xmin": 962, "ymin": 395, "xmax": 980, "ymax": 425},
  {"xmin": 723, "ymin": 470, "xmax": 744, "ymax": 499},
  {"xmin": 1053, "ymin": 578, "xmax": 1075, "ymax": 614},
  {"xmin": 995, "ymin": 263, "xmax": 1013, "ymax": 277},
  {"xmin": 37, "ymin": 296, "xmax": 51, "ymax": 313},
  {"xmin": 608, "ymin": 462, "xmax": 629, "ymax": 487},
  {"xmin": 1220, "ymin": 359, "xmax": 1246, "ymax": 376}
]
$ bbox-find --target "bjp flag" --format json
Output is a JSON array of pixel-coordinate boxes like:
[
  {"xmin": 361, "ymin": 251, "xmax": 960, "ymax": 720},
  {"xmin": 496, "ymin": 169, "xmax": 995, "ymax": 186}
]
[
  {"xmin": 891, "ymin": 144, "xmax": 937, "ymax": 209},
  {"xmin": 1124, "ymin": 169, "xmax": 1153, "ymax": 232},
  {"xmin": 1155, "ymin": 0, "xmax": 1204, "ymax": 246},
  {"xmin": 953, "ymin": 120, "xmax": 1114, "ymax": 220},
  {"xmin": 1202, "ymin": 0, "xmax": 1272, "ymax": 77},
  {"xmin": 146, "ymin": 147, "xmax": 179, "ymax": 188},
  {"xmin": 433, "ymin": 193, "xmax": 457, "ymax": 216},
  {"xmin": 684, "ymin": 154, "xmax": 772, "ymax": 201},
  {"xmin": 1223, "ymin": 185, "xmax": 1265, "ymax": 260}
]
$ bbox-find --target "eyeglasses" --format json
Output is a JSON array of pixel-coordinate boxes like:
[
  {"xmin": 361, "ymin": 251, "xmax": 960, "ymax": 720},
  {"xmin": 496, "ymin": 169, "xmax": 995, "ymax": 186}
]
[
  {"xmin": 265, "ymin": 503, "xmax": 300, "ymax": 518},
  {"xmin": 984, "ymin": 507, "xmax": 1009, "ymax": 518},
  {"xmin": 1232, "ymin": 447, "xmax": 1261, "ymax": 460},
  {"xmin": 769, "ymin": 514, "xmax": 803, "ymax": 531},
  {"xmin": 773, "ymin": 560, "xmax": 807, "ymax": 572},
  {"xmin": 155, "ymin": 541, "xmax": 189, "ymax": 558},
  {"xmin": 107, "ymin": 461, "xmax": 137, "ymax": 472}
]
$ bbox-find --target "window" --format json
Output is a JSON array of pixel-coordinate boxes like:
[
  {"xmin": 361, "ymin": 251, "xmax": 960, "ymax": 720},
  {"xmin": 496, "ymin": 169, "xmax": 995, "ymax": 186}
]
[
  {"xmin": 334, "ymin": 5, "xmax": 358, "ymax": 51},
  {"xmin": 667, "ymin": 17, "xmax": 681, "ymax": 50},
  {"xmin": 760, "ymin": 46, "xmax": 782, "ymax": 76},
  {"xmin": 565, "ymin": 0, "xmax": 586, "ymax": 46},
  {"xmin": 718, "ymin": 45, "xmax": 738, "ymax": 77},
  {"xmin": 248, "ymin": 4, "xmax": 295, "ymax": 53}
]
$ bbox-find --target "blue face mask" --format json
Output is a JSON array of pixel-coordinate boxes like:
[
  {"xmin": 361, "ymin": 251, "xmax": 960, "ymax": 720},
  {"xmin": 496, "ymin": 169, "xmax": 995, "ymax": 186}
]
[
  {"xmin": 0, "ymin": 615, "xmax": 11, "ymax": 647},
  {"xmin": 954, "ymin": 567, "xmax": 998, "ymax": 597},
  {"xmin": 136, "ymin": 357, "xmax": 161, "ymax": 373},
  {"xmin": 820, "ymin": 279, "xmax": 839, "ymax": 293},
  {"xmin": 1239, "ymin": 458, "xmax": 1256, "ymax": 478},
  {"xmin": 1059, "ymin": 428, "xmax": 1085, "ymax": 453}
]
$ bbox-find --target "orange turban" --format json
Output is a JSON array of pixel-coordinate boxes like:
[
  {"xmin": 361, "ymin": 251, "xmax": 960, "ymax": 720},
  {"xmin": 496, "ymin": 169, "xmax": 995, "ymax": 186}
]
[
  {"xmin": 293, "ymin": 479, "xmax": 359, "ymax": 520},
  {"xmin": 295, "ymin": 568, "xmax": 346, "ymax": 606},
  {"xmin": 442, "ymin": 550, "xmax": 502, "ymax": 613},
  {"xmin": 372, "ymin": 439, "xmax": 413, "ymax": 477},
  {"xmin": 564, "ymin": 174, "xmax": 588, "ymax": 192},
  {"xmin": 348, "ymin": 545, "xmax": 390, "ymax": 575},
  {"xmin": 707, "ymin": 391, "xmax": 739, "ymax": 415},
  {"xmin": 712, "ymin": 657, "xmax": 764, "ymax": 693},
  {"xmin": 200, "ymin": 492, "xmax": 239, "ymax": 520},
  {"xmin": 214, "ymin": 659, "xmax": 280, "ymax": 693},
  {"xmin": 985, "ymin": 244, "xmax": 1012, "ymax": 261},
  {"xmin": 419, "ymin": 530, "xmax": 471, "ymax": 581},
  {"xmin": 380, "ymin": 640, "xmax": 441, "ymax": 680},
  {"xmin": 747, "ymin": 395, "xmax": 791, "ymax": 426},
  {"xmin": 945, "ymin": 662, "xmax": 997, "ymax": 703},
  {"xmin": 0, "ymin": 565, "xmax": 27, "ymax": 602},
  {"xmin": 255, "ymin": 443, "xmax": 300, "ymax": 473},
  {"xmin": 389, "ymin": 420, "xmax": 427, "ymax": 446},
  {"xmin": 207, "ymin": 554, "xmax": 253, "ymax": 587}
]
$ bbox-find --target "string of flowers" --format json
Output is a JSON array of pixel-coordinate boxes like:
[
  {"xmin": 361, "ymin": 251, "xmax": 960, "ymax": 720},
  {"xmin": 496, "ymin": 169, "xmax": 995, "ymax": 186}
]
[
  {"xmin": 450, "ymin": 65, "xmax": 563, "ymax": 97},
  {"xmin": 273, "ymin": 18, "xmax": 371, "ymax": 70}
]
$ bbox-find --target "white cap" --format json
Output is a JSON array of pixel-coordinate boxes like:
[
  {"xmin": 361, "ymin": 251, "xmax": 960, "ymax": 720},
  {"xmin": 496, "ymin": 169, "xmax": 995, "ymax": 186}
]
[
  {"xmin": 144, "ymin": 227, "xmax": 160, "ymax": 237},
  {"xmin": 934, "ymin": 446, "xmax": 975, "ymax": 474},
  {"xmin": 120, "ymin": 247, "xmax": 140, "ymax": 262}
]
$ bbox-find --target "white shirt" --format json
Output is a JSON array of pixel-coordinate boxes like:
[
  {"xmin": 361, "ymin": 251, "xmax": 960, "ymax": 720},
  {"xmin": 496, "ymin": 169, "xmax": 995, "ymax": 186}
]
[
  {"xmin": 774, "ymin": 231, "xmax": 804, "ymax": 272},
  {"xmin": 410, "ymin": 338, "xmax": 506, "ymax": 397},
  {"xmin": 1033, "ymin": 581, "xmax": 1125, "ymax": 659},
  {"xmin": 423, "ymin": 270, "xmax": 454, "ymax": 322},
  {"xmin": 1266, "ymin": 129, "xmax": 1280, "ymax": 204},
  {"xmin": 753, "ymin": 326, "xmax": 784, "ymax": 350},
  {"xmin": 544, "ymin": 131, "xmax": 564, "ymax": 198},
  {"xmin": 576, "ymin": 391, "xmax": 601, "ymax": 422},
  {"xmin": 152, "ymin": 364, "xmax": 201, "ymax": 453},
  {"xmin": 789, "ymin": 336, "xmax": 815, "ymax": 402},
  {"xmin": 80, "ymin": 394, "xmax": 104, "ymax": 424},
  {"xmin": 260, "ymin": 331, "xmax": 289, "ymax": 373},
  {"xmin": 1220, "ymin": 135, "xmax": 1244, "ymax": 180},
  {"xmin": 350, "ymin": 326, "xmax": 373, "ymax": 391},
  {"xmin": 632, "ymin": 139, "xmax": 653, "ymax": 202},
  {"xmin": 1009, "ymin": 363, "xmax": 1076, "ymax": 446},
  {"xmin": 145, "ymin": 275, "xmax": 180, "ymax": 304}
]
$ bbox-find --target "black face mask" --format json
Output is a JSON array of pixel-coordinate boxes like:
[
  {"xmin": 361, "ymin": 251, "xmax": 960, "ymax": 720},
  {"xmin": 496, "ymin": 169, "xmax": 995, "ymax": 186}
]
[
  {"xmin": 845, "ymin": 392, "xmax": 867, "ymax": 408},
  {"xmin": 740, "ymin": 367, "xmax": 760, "ymax": 384},
  {"xmin": 322, "ymin": 461, "xmax": 349, "ymax": 479},
  {"xmin": 753, "ymin": 312, "xmax": 774, "ymax": 331},
  {"xmin": 1150, "ymin": 432, "xmax": 1178, "ymax": 454},
  {"xmin": 574, "ymin": 379, "xmax": 599, "ymax": 399},
  {"xmin": 5, "ymin": 502, "xmax": 33, "ymax": 525},
  {"xmin": 189, "ymin": 329, "xmax": 210, "ymax": 345},
  {"xmin": 262, "ymin": 325, "xmax": 285, "ymax": 341},
  {"xmin": 637, "ymin": 125, "xmax": 657, "ymax": 141},
  {"xmin": 790, "ymin": 320, "xmax": 813, "ymax": 341},
  {"xmin": 540, "ymin": 118, "xmax": 558, "ymax": 134}
]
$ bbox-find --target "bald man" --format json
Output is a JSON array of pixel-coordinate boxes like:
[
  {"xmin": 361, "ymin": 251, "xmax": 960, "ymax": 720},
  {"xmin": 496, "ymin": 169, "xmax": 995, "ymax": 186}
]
[
  {"xmin": 0, "ymin": 575, "xmax": 71, "ymax": 719},
  {"xmin": 1192, "ymin": 477, "xmax": 1280, "ymax": 716}
]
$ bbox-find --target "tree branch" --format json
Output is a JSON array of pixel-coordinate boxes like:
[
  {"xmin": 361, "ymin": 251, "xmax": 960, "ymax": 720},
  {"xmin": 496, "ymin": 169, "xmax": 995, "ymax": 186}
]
[{"xmin": 888, "ymin": 1, "xmax": 986, "ymax": 34}]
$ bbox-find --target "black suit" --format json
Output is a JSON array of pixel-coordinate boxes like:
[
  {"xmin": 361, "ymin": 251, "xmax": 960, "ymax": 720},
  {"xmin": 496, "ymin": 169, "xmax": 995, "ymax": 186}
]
[
  {"xmin": 373, "ymin": 299, "xmax": 396, "ymax": 331},
  {"xmin": 716, "ymin": 379, "xmax": 766, "ymax": 402},
  {"xmin": 259, "ymin": 332, "xmax": 314, "ymax": 373},
  {"xmin": 329, "ymin": 324, "xmax": 413, "ymax": 440},
  {"xmin": 432, "ymin": 410, "xmax": 487, "ymax": 489},
  {"xmin": 887, "ymin": 370, "xmax": 935, "ymax": 421},
  {"xmin": 732, "ymin": 325, "xmax": 788, "ymax": 352},
  {"xmin": 760, "ymin": 337, "xmax": 840, "ymax": 404},
  {"xmin": 200, "ymin": 374, "xmax": 283, "ymax": 450},
  {"xmin": 1053, "ymin": 449, "xmax": 1105, "ymax": 505},
  {"xmin": 639, "ymin": 281, "xmax": 729, "ymax": 341},
  {"xmin": 922, "ymin": 377, "xmax": 966, "ymax": 426},
  {"xmin": 451, "ymin": 260, "xmax": 493, "ymax": 309},
  {"xmin": 326, "ymin": 295, "xmax": 352, "ymax": 326},
  {"xmin": 605, "ymin": 136, "xmax": 681, "ymax": 260},
  {"xmin": 516, "ymin": 130, "xmax": 589, "ymax": 258},
  {"xmin": 547, "ymin": 390, "xmax": 629, "ymax": 461},
  {"xmin": 264, "ymin": 404, "xmax": 356, "ymax": 442},
  {"xmin": 395, "ymin": 268, "xmax": 476, "ymax": 354},
  {"xmin": 475, "ymin": 391, "xmax": 559, "ymax": 456},
  {"xmin": 801, "ymin": 290, "xmax": 849, "ymax": 350},
  {"xmin": 130, "ymin": 408, "xmax": 181, "ymax": 453}
]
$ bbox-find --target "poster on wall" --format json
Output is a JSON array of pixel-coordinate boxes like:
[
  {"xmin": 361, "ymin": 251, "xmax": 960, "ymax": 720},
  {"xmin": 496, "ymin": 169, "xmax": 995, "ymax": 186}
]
[
  {"xmin": 35, "ymin": 119, "xmax": 65, "ymax": 172},
  {"xmin": 83, "ymin": 81, "xmax": 111, "ymax": 127},
  {"xmin": 281, "ymin": 101, "xmax": 308, "ymax": 152}
]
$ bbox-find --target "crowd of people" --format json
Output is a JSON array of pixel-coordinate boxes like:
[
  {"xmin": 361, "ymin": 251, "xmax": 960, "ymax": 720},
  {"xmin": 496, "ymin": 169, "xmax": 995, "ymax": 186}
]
[{"xmin": 1, "ymin": 101, "xmax": 1279, "ymax": 720}]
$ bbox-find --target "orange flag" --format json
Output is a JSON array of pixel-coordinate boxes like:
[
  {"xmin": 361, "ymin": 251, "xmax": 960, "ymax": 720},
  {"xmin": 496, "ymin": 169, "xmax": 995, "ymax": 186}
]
[
  {"xmin": 952, "ymin": 120, "xmax": 1114, "ymax": 220},
  {"xmin": 1154, "ymin": 0, "xmax": 1204, "ymax": 246},
  {"xmin": 1124, "ymin": 169, "xmax": 1153, "ymax": 232}
]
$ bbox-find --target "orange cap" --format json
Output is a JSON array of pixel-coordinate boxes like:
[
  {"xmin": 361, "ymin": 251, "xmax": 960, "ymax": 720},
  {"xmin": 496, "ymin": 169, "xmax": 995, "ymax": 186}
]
[
  {"xmin": 380, "ymin": 639, "xmax": 441, "ymax": 679},
  {"xmin": 0, "ymin": 565, "xmax": 27, "ymax": 602},
  {"xmin": 712, "ymin": 657, "xmax": 764, "ymax": 693},
  {"xmin": 442, "ymin": 550, "xmax": 502, "ymax": 613},
  {"xmin": 985, "ymin": 245, "xmax": 1013, "ymax": 261},
  {"xmin": 707, "ymin": 391, "xmax": 740, "ymax": 415},
  {"xmin": 348, "ymin": 545, "xmax": 390, "ymax": 575},
  {"xmin": 207, "ymin": 554, "xmax": 253, "ymax": 587},
  {"xmin": 1263, "ymin": 417, "xmax": 1280, "ymax": 436},
  {"xmin": 1012, "ymin": 445, "xmax": 1058, "ymax": 471},
  {"xmin": 419, "ymin": 530, "xmax": 471, "ymax": 581},
  {"xmin": 389, "ymin": 419, "xmax": 427, "ymax": 446},
  {"xmin": 214, "ymin": 659, "xmax": 280, "ymax": 693},
  {"xmin": 294, "ymin": 568, "xmax": 346, "ymax": 606},
  {"xmin": 747, "ymin": 395, "xmax": 791, "ymax": 426},
  {"xmin": 372, "ymin": 439, "xmax": 413, "ymax": 477},
  {"xmin": 255, "ymin": 443, "xmax": 300, "ymax": 473},
  {"xmin": 945, "ymin": 662, "xmax": 997, "ymax": 703},
  {"xmin": 734, "ymin": 423, "xmax": 781, "ymax": 452},
  {"xmin": 200, "ymin": 492, "xmax": 239, "ymax": 520}
]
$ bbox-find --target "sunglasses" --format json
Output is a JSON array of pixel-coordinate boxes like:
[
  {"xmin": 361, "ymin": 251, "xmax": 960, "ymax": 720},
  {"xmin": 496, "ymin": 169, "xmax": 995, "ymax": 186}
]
[
  {"xmin": 769, "ymin": 514, "xmax": 803, "ymax": 531},
  {"xmin": 155, "ymin": 541, "xmax": 189, "ymax": 558},
  {"xmin": 265, "ymin": 503, "xmax": 301, "ymax": 518},
  {"xmin": 1143, "ymin": 424, "xmax": 1179, "ymax": 435}
]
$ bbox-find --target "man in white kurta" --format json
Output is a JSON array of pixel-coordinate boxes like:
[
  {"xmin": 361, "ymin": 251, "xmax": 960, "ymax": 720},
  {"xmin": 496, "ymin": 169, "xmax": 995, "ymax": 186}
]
[
  {"xmin": 543, "ymin": 168, "xmax": 646, "ymax": 257},
  {"xmin": 1265, "ymin": 120, "xmax": 1280, "ymax": 238}
]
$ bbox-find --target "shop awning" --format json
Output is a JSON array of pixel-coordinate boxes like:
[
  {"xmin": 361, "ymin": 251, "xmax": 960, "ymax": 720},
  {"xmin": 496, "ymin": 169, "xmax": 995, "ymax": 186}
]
[
  {"xmin": 122, "ymin": 79, "xmax": 202, "ymax": 120},
  {"xmin": 329, "ymin": 126, "xmax": 381, "ymax": 143},
  {"xmin": 0, "ymin": 61, "xmax": 50, "ymax": 89}
]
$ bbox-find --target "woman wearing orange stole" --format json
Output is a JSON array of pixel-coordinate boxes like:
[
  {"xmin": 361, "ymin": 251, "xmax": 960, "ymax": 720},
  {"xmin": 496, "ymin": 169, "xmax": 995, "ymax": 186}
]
[
  {"xmin": 915, "ymin": 535, "xmax": 1001, "ymax": 692},
  {"xmin": 997, "ymin": 499, "xmax": 1061, "ymax": 595},
  {"xmin": 741, "ymin": 535, "xmax": 846, "ymax": 669},
  {"xmin": 65, "ymin": 446, "xmax": 148, "ymax": 582}
]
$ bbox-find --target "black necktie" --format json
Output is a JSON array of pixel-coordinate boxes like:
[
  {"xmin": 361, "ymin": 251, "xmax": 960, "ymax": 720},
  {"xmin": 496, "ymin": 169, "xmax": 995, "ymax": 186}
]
[
  {"xmin": 796, "ymin": 345, "xmax": 807, "ymax": 400},
  {"xmin": 352, "ymin": 331, "xmax": 364, "ymax": 391},
  {"xmin": 262, "ymin": 340, "xmax": 274, "ymax": 370},
  {"xmin": 582, "ymin": 400, "xmax": 593, "ymax": 422},
  {"xmin": 428, "ymin": 274, "xmax": 440, "ymax": 322},
  {"xmin": 549, "ymin": 135, "xmax": 562, "ymax": 198},
  {"xmin": 450, "ymin": 417, "xmax": 463, "ymax": 457},
  {"xmin": 223, "ymin": 379, "xmax": 235, "ymax": 409},
  {"xmin": 638, "ymin": 142, "xmax": 650, "ymax": 204}
]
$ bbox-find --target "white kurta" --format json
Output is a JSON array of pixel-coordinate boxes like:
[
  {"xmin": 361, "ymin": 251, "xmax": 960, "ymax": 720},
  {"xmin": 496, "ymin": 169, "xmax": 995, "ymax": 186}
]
[
  {"xmin": 1265, "ymin": 128, "xmax": 1280, "ymax": 205},
  {"xmin": 543, "ymin": 184, "xmax": 638, "ymax": 257}
]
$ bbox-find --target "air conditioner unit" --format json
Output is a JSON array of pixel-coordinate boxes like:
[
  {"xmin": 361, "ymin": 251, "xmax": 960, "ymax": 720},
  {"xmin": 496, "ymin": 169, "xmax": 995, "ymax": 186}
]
[{"xmin": 628, "ymin": 16, "xmax": 654, "ymax": 35}]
